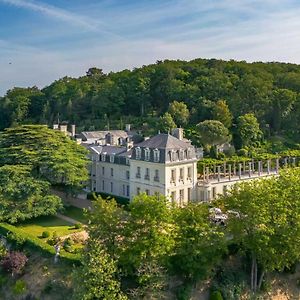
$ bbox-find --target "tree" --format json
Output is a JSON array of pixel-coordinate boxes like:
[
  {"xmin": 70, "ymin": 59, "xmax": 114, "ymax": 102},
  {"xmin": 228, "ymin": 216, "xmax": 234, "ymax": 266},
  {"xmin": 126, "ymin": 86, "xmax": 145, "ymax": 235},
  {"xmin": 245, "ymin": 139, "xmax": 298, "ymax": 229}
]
[
  {"xmin": 221, "ymin": 169, "xmax": 300, "ymax": 292},
  {"xmin": 0, "ymin": 165, "xmax": 62, "ymax": 223},
  {"xmin": 269, "ymin": 89, "xmax": 296, "ymax": 132},
  {"xmin": 212, "ymin": 100, "xmax": 232, "ymax": 128},
  {"xmin": 0, "ymin": 125, "xmax": 89, "ymax": 192},
  {"xmin": 168, "ymin": 101, "xmax": 190, "ymax": 127},
  {"xmin": 196, "ymin": 120, "xmax": 231, "ymax": 147},
  {"xmin": 1, "ymin": 251, "xmax": 28, "ymax": 276},
  {"xmin": 171, "ymin": 203, "xmax": 226, "ymax": 280},
  {"xmin": 73, "ymin": 238, "xmax": 127, "ymax": 300},
  {"xmin": 158, "ymin": 112, "xmax": 177, "ymax": 133},
  {"xmin": 236, "ymin": 113, "xmax": 263, "ymax": 147}
]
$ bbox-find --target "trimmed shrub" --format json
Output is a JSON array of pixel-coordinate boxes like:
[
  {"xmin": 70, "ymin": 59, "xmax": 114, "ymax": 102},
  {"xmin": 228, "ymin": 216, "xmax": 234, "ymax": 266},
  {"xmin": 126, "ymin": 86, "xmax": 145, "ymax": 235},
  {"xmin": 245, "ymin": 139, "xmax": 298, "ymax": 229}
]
[
  {"xmin": 13, "ymin": 279, "xmax": 27, "ymax": 295},
  {"xmin": 237, "ymin": 148, "xmax": 248, "ymax": 157},
  {"xmin": 41, "ymin": 231, "xmax": 50, "ymax": 238}
]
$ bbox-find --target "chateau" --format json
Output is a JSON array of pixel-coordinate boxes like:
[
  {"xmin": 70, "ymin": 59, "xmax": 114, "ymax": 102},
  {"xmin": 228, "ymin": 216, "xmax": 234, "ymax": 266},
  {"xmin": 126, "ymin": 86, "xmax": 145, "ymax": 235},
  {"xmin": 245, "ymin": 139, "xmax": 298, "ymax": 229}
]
[
  {"xmin": 83, "ymin": 125, "xmax": 285, "ymax": 204},
  {"xmin": 88, "ymin": 129, "xmax": 198, "ymax": 204}
]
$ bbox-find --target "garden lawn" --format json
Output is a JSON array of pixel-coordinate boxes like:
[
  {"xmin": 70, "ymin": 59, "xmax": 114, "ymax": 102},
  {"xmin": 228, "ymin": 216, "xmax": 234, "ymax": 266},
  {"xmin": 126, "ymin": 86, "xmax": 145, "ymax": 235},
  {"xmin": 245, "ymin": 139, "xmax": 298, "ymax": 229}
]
[
  {"xmin": 62, "ymin": 206, "xmax": 87, "ymax": 224},
  {"xmin": 16, "ymin": 215, "xmax": 78, "ymax": 239}
]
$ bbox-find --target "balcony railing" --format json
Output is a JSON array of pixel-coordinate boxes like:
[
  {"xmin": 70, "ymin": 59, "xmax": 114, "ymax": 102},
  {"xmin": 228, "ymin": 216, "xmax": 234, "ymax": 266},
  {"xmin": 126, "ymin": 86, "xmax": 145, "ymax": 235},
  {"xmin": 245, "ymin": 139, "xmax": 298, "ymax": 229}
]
[
  {"xmin": 144, "ymin": 174, "xmax": 150, "ymax": 180},
  {"xmin": 154, "ymin": 176, "xmax": 160, "ymax": 182},
  {"xmin": 136, "ymin": 173, "xmax": 141, "ymax": 178}
]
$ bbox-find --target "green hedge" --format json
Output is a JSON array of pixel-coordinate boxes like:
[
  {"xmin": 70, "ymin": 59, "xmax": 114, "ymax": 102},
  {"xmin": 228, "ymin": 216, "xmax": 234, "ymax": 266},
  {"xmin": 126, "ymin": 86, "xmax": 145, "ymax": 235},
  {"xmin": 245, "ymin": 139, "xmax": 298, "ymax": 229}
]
[
  {"xmin": 0, "ymin": 223, "xmax": 81, "ymax": 265},
  {"xmin": 87, "ymin": 192, "xmax": 130, "ymax": 206}
]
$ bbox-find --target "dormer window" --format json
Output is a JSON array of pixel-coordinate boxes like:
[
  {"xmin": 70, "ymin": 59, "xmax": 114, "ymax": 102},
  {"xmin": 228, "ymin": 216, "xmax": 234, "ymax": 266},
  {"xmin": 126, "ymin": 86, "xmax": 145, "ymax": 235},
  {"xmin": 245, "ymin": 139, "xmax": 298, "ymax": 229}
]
[
  {"xmin": 153, "ymin": 149, "xmax": 160, "ymax": 163},
  {"xmin": 110, "ymin": 154, "xmax": 115, "ymax": 163},
  {"xmin": 136, "ymin": 147, "xmax": 141, "ymax": 160},
  {"xmin": 101, "ymin": 152, "xmax": 106, "ymax": 161},
  {"xmin": 187, "ymin": 148, "xmax": 192, "ymax": 159},
  {"xmin": 144, "ymin": 148, "xmax": 150, "ymax": 161},
  {"xmin": 179, "ymin": 149, "xmax": 184, "ymax": 160}
]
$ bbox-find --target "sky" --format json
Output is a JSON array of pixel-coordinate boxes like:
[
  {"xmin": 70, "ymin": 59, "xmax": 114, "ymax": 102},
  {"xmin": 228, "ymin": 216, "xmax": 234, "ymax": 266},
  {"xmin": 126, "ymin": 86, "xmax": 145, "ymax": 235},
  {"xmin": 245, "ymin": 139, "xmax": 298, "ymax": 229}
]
[{"xmin": 1, "ymin": 0, "xmax": 300, "ymax": 95}]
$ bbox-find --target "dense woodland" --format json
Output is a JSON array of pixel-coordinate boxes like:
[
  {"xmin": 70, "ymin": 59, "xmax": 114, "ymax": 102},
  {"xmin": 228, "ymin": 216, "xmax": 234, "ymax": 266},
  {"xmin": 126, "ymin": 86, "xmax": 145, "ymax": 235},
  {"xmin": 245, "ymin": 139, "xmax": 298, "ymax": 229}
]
[{"xmin": 2, "ymin": 58, "xmax": 300, "ymax": 150}]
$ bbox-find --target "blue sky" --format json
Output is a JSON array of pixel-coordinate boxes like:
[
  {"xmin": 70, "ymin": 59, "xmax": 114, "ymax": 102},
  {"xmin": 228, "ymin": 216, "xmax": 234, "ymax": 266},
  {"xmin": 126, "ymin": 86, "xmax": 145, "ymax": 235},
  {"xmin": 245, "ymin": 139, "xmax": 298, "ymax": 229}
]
[{"xmin": 1, "ymin": 0, "xmax": 300, "ymax": 95}]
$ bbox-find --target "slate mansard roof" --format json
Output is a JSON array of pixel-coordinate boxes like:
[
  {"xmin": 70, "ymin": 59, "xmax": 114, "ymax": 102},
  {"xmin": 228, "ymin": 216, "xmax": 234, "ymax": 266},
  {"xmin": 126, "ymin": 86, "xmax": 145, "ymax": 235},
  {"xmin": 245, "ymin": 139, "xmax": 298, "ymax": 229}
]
[
  {"xmin": 131, "ymin": 134, "xmax": 197, "ymax": 164},
  {"xmin": 89, "ymin": 133, "xmax": 197, "ymax": 165}
]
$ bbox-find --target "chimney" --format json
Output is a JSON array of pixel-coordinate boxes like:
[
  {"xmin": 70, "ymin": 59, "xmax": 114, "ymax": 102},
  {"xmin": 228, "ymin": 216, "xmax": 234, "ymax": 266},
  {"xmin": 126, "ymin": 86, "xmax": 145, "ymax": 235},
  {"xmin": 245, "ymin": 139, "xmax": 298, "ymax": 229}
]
[
  {"xmin": 53, "ymin": 124, "xmax": 59, "ymax": 130},
  {"xmin": 172, "ymin": 128, "xmax": 184, "ymax": 140},
  {"xmin": 105, "ymin": 133, "xmax": 114, "ymax": 145},
  {"xmin": 59, "ymin": 125, "xmax": 67, "ymax": 133},
  {"xmin": 125, "ymin": 124, "xmax": 131, "ymax": 132},
  {"xmin": 71, "ymin": 124, "xmax": 76, "ymax": 137},
  {"xmin": 126, "ymin": 141, "xmax": 133, "ymax": 150}
]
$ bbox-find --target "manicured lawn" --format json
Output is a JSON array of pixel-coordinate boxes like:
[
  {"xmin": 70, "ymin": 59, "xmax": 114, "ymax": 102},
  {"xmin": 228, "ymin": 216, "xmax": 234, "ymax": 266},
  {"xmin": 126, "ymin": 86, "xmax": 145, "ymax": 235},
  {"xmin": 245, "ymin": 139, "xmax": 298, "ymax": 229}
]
[
  {"xmin": 16, "ymin": 215, "xmax": 78, "ymax": 238},
  {"xmin": 63, "ymin": 206, "xmax": 88, "ymax": 224}
]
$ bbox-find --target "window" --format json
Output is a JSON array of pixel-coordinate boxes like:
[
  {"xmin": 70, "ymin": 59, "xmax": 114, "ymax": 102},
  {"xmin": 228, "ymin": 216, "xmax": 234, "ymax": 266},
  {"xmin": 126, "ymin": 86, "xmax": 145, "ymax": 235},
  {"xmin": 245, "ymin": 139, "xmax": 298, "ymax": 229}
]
[
  {"xmin": 187, "ymin": 167, "xmax": 192, "ymax": 179},
  {"xmin": 179, "ymin": 149, "xmax": 184, "ymax": 160},
  {"xmin": 102, "ymin": 180, "xmax": 104, "ymax": 190},
  {"xmin": 179, "ymin": 168, "xmax": 184, "ymax": 180},
  {"xmin": 144, "ymin": 148, "xmax": 150, "ymax": 161},
  {"xmin": 101, "ymin": 153, "xmax": 106, "ymax": 161},
  {"xmin": 153, "ymin": 149, "xmax": 160, "ymax": 162},
  {"xmin": 122, "ymin": 184, "xmax": 125, "ymax": 195},
  {"xmin": 145, "ymin": 168, "xmax": 150, "ymax": 180},
  {"xmin": 126, "ymin": 170, "xmax": 130, "ymax": 180},
  {"xmin": 212, "ymin": 187, "xmax": 216, "ymax": 199},
  {"xmin": 111, "ymin": 168, "xmax": 114, "ymax": 177},
  {"xmin": 110, "ymin": 182, "xmax": 113, "ymax": 193},
  {"xmin": 168, "ymin": 151, "xmax": 172, "ymax": 161},
  {"xmin": 171, "ymin": 191, "xmax": 176, "ymax": 202},
  {"xmin": 179, "ymin": 189, "xmax": 184, "ymax": 205},
  {"xmin": 188, "ymin": 188, "xmax": 191, "ymax": 201},
  {"xmin": 136, "ymin": 147, "xmax": 141, "ymax": 159},
  {"xmin": 171, "ymin": 169, "xmax": 176, "ymax": 182},
  {"xmin": 126, "ymin": 185, "xmax": 130, "ymax": 197},
  {"xmin": 207, "ymin": 190, "xmax": 211, "ymax": 201},
  {"xmin": 200, "ymin": 190, "xmax": 205, "ymax": 201},
  {"xmin": 137, "ymin": 187, "xmax": 140, "ymax": 195},
  {"xmin": 110, "ymin": 154, "xmax": 115, "ymax": 163},
  {"xmin": 187, "ymin": 148, "xmax": 192, "ymax": 159},
  {"xmin": 145, "ymin": 189, "xmax": 150, "ymax": 195},
  {"xmin": 154, "ymin": 169, "xmax": 159, "ymax": 182},
  {"xmin": 102, "ymin": 166, "xmax": 105, "ymax": 175},
  {"xmin": 136, "ymin": 166, "xmax": 141, "ymax": 178}
]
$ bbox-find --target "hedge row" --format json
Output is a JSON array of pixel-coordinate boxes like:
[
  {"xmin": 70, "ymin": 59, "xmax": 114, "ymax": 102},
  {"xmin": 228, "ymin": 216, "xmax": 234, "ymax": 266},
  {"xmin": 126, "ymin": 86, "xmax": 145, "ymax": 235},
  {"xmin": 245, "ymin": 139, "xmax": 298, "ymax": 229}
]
[
  {"xmin": 87, "ymin": 192, "xmax": 130, "ymax": 206},
  {"xmin": 0, "ymin": 223, "xmax": 81, "ymax": 265}
]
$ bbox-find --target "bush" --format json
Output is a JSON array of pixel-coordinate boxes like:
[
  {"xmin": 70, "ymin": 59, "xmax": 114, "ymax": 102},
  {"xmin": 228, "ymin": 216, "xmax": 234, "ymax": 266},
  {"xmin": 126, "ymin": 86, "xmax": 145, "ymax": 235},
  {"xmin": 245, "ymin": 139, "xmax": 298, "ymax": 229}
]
[
  {"xmin": 41, "ymin": 231, "xmax": 50, "ymax": 238},
  {"xmin": 1, "ymin": 251, "xmax": 28, "ymax": 276},
  {"xmin": 237, "ymin": 148, "xmax": 248, "ymax": 157},
  {"xmin": 74, "ymin": 223, "xmax": 82, "ymax": 229},
  {"xmin": 6, "ymin": 231, "xmax": 26, "ymax": 250},
  {"xmin": 0, "ymin": 243, "xmax": 7, "ymax": 258},
  {"xmin": 209, "ymin": 290, "xmax": 223, "ymax": 300},
  {"xmin": 13, "ymin": 279, "xmax": 27, "ymax": 295}
]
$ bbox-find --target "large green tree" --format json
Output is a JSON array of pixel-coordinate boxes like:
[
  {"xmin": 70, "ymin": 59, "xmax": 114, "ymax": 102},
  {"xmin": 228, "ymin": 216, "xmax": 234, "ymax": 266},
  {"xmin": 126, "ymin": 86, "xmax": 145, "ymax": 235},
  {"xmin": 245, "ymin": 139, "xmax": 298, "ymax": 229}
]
[
  {"xmin": 196, "ymin": 120, "xmax": 231, "ymax": 147},
  {"xmin": 0, "ymin": 125, "xmax": 89, "ymax": 191},
  {"xmin": 221, "ymin": 169, "xmax": 300, "ymax": 292},
  {"xmin": 73, "ymin": 238, "xmax": 127, "ymax": 300},
  {"xmin": 236, "ymin": 113, "xmax": 263, "ymax": 147},
  {"xmin": 212, "ymin": 99, "xmax": 232, "ymax": 128},
  {"xmin": 168, "ymin": 101, "xmax": 190, "ymax": 127},
  {"xmin": 158, "ymin": 112, "xmax": 177, "ymax": 133},
  {"xmin": 171, "ymin": 203, "xmax": 226, "ymax": 280},
  {"xmin": 0, "ymin": 165, "xmax": 62, "ymax": 223}
]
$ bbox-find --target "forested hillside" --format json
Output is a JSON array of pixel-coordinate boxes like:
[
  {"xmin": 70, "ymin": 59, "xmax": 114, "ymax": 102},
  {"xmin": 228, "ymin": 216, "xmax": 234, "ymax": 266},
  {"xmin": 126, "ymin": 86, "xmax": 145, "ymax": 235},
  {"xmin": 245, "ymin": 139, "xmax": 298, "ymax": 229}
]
[{"xmin": 2, "ymin": 58, "xmax": 300, "ymax": 144}]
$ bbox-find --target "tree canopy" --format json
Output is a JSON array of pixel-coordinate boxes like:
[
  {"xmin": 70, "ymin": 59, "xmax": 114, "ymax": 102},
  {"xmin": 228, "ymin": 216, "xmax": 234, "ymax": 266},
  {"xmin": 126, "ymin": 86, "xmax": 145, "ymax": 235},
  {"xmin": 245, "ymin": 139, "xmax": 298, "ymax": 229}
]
[
  {"xmin": 196, "ymin": 120, "xmax": 231, "ymax": 147},
  {"xmin": 0, "ymin": 125, "xmax": 89, "ymax": 191}
]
